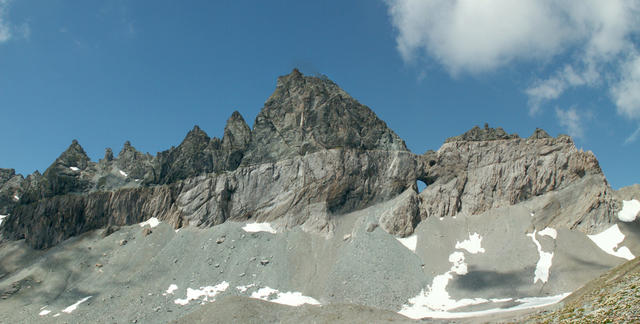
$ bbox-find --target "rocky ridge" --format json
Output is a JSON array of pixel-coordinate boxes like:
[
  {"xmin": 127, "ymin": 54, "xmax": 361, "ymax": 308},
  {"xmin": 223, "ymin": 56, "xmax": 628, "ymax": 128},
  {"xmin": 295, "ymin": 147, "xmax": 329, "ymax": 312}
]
[{"xmin": 0, "ymin": 69, "xmax": 619, "ymax": 250}]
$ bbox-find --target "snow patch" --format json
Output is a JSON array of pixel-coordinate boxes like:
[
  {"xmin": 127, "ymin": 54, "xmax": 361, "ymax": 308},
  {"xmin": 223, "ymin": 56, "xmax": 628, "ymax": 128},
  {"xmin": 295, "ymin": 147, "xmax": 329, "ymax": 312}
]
[
  {"xmin": 13, "ymin": 195, "xmax": 19, "ymax": 201},
  {"xmin": 397, "ymin": 235, "xmax": 417, "ymax": 252},
  {"xmin": 455, "ymin": 233, "xmax": 485, "ymax": 254},
  {"xmin": 0, "ymin": 215, "xmax": 6, "ymax": 226},
  {"xmin": 163, "ymin": 284, "xmax": 178, "ymax": 296},
  {"xmin": 400, "ymin": 251, "xmax": 483, "ymax": 313},
  {"xmin": 119, "ymin": 170, "xmax": 128, "ymax": 177},
  {"xmin": 538, "ymin": 227, "xmax": 558, "ymax": 239},
  {"xmin": 587, "ymin": 224, "xmax": 635, "ymax": 260},
  {"xmin": 139, "ymin": 217, "xmax": 160, "ymax": 228},
  {"xmin": 39, "ymin": 309, "xmax": 51, "ymax": 316},
  {"xmin": 236, "ymin": 284, "xmax": 256, "ymax": 292},
  {"xmin": 62, "ymin": 296, "xmax": 92, "ymax": 314},
  {"xmin": 401, "ymin": 233, "xmax": 489, "ymax": 314},
  {"xmin": 490, "ymin": 298, "xmax": 512, "ymax": 303},
  {"xmin": 174, "ymin": 282, "xmax": 229, "ymax": 305},
  {"xmin": 527, "ymin": 230, "xmax": 554, "ymax": 284},
  {"xmin": 618, "ymin": 199, "xmax": 640, "ymax": 222},
  {"xmin": 69, "ymin": 166, "xmax": 80, "ymax": 171},
  {"xmin": 251, "ymin": 287, "xmax": 279, "ymax": 299},
  {"xmin": 400, "ymin": 293, "xmax": 570, "ymax": 319},
  {"xmin": 271, "ymin": 292, "xmax": 321, "ymax": 306},
  {"xmin": 53, "ymin": 313, "xmax": 60, "ymax": 317},
  {"xmin": 449, "ymin": 251, "xmax": 467, "ymax": 275},
  {"xmin": 242, "ymin": 222, "xmax": 276, "ymax": 234},
  {"xmin": 250, "ymin": 287, "xmax": 320, "ymax": 306}
]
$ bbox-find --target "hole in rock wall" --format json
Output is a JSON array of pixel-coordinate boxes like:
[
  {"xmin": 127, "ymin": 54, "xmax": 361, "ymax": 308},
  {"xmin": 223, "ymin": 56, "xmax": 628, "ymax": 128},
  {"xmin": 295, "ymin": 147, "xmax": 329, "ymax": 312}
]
[{"xmin": 417, "ymin": 180, "xmax": 427, "ymax": 193}]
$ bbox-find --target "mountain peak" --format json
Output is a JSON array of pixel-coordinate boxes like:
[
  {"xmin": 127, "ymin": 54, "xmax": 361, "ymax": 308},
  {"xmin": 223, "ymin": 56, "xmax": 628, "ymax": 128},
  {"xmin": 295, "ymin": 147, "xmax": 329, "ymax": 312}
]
[
  {"xmin": 529, "ymin": 128, "xmax": 552, "ymax": 139},
  {"xmin": 56, "ymin": 140, "xmax": 90, "ymax": 169},
  {"xmin": 445, "ymin": 125, "xmax": 519, "ymax": 143},
  {"xmin": 243, "ymin": 70, "xmax": 407, "ymax": 165}
]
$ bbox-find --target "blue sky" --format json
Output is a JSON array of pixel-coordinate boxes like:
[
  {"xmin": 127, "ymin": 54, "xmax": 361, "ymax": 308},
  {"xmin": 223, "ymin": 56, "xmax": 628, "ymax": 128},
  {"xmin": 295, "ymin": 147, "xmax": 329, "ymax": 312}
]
[{"xmin": 0, "ymin": 0, "xmax": 639, "ymax": 189}]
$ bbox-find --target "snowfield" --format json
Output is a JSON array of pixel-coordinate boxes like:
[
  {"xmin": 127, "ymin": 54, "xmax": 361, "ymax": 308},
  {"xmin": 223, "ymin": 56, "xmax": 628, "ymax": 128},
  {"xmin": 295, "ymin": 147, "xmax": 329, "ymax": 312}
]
[
  {"xmin": 587, "ymin": 224, "xmax": 635, "ymax": 260},
  {"xmin": 527, "ymin": 228, "xmax": 556, "ymax": 284},
  {"xmin": 618, "ymin": 199, "xmax": 640, "ymax": 222}
]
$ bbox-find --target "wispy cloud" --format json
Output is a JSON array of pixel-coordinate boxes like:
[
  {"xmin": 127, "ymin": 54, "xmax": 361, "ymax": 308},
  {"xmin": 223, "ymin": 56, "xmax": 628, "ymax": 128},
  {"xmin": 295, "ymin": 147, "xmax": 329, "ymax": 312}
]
[
  {"xmin": 0, "ymin": 0, "xmax": 12, "ymax": 43},
  {"xmin": 526, "ymin": 64, "xmax": 599, "ymax": 115},
  {"xmin": 0, "ymin": 0, "xmax": 31, "ymax": 43},
  {"xmin": 624, "ymin": 125, "xmax": 640, "ymax": 144},
  {"xmin": 556, "ymin": 107, "xmax": 589, "ymax": 140},
  {"xmin": 611, "ymin": 53, "xmax": 640, "ymax": 120}
]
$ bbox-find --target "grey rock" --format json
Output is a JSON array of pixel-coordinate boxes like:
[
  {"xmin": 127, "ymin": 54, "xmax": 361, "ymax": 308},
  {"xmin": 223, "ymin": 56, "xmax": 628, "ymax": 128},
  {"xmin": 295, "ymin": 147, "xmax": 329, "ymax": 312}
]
[
  {"xmin": 155, "ymin": 126, "xmax": 216, "ymax": 184},
  {"xmin": 419, "ymin": 133, "xmax": 614, "ymax": 232},
  {"xmin": 222, "ymin": 111, "xmax": 251, "ymax": 171},
  {"xmin": 0, "ymin": 70, "xmax": 624, "ymax": 249},
  {"xmin": 378, "ymin": 189, "xmax": 420, "ymax": 237},
  {"xmin": 0, "ymin": 168, "xmax": 23, "ymax": 214},
  {"xmin": 103, "ymin": 148, "xmax": 114, "ymax": 162},
  {"xmin": 241, "ymin": 69, "xmax": 407, "ymax": 166},
  {"xmin": 445, "ymin": 124, "xmax": 519, "ymax": 143},
  {"xmin": 529, "ymin": 127, "xmax": 552, "ymax": 139}
]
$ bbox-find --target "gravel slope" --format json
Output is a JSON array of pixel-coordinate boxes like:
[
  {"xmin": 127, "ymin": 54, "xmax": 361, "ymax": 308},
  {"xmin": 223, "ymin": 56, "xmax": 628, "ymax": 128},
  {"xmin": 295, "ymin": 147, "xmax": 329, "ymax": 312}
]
[{"xmin": 524, "ymin": 257, "xmax": 640, "ymax": 323}]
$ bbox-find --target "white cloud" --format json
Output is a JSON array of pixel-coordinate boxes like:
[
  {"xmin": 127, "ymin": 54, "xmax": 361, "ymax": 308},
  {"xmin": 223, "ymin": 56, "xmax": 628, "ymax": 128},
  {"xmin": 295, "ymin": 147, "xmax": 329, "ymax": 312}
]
[
  {"xmin": 0, "ymin": 0, "xmax": 29, "ymax": 43},
  {"xmin": 611, "ymin": 54, "xmax": 640, "ymax": 120},
  {"xmin": 385, "ymin": 0, "xmax": 640, "ymax": 74},
  {"xmin": 386, "ymin": 0, "xmax": 577, "ymax": 74},
  {"xmin": 526, "ymin": 64, "xmax": 599, "ymax": 115},
  {"xmin": 555, "ymin": 107, "xmax": 587, "ymax": 139},
  {"xmin": 386, "ymin": 0, "xmax": 640, "ymax": 132},
  {"xmin": 0, "ymin": 0, "xmax": 11, "ymax": 43}
]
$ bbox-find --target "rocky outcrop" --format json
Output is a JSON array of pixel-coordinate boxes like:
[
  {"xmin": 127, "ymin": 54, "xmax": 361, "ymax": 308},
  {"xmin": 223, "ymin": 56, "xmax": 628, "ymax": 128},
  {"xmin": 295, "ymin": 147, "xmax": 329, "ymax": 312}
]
[
  {"xmin": 154, "ymin": 111, "xmax": 252, "ymax": 184},
  {"xmin": 0, "ymin": 169, "xmax": 23, "ymax": 214},
  {"xmin": 418, "ymin": 127, "xmax": 614, "ymax": 232},
  {"xmin": 445, "ymin": 123, "xmax": 519, "ymax": 143},
  {"xmin": 2, "ymin": 149, "xmax": 418, "ymax": 249},
  {"xmin": 155, "ymin": 125, "xmax": 218, "ymax": 184},
  {"xmin": 222, "ymin": 111, "xmax": 251, "ymax": 171},
  {"xmin": 241, "ymin": 69, "xmax": 407, "ymax": 165},
  {"xmin": 0, "ymin": 71, "xmax": 623, "ymax": 248}
]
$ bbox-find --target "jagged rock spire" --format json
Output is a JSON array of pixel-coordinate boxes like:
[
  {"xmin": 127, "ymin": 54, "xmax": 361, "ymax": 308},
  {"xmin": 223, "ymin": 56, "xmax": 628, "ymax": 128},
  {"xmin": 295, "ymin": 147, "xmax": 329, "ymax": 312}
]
[
  {"xmin": 51, "ymin": 139, "xmax": 91, "ymax": 170},
  {"xmin": 242, "ymin": 69, "xmax": 407, "ymax": 165}
]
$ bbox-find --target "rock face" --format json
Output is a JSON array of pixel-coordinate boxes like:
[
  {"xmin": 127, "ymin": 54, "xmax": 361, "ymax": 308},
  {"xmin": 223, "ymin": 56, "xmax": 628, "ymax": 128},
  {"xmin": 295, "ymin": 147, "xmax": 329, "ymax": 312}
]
[
  {"xmin": 445, "ymin": 123, "xmax": 519, "ymax": 142},
  {"xmin": 241, "ymin": 68, "xmax": 407, "ymax": 165},
  {"xmin": 0, "ymin": 70, "xmax": 622, "ymax": 249},
  {"xmin": 419, "ymin": 129, "xmax": 614, "ymax": 232},
  {"xmin": 0, "ymin": 168, "xmax": 23, "ymax": 214}
]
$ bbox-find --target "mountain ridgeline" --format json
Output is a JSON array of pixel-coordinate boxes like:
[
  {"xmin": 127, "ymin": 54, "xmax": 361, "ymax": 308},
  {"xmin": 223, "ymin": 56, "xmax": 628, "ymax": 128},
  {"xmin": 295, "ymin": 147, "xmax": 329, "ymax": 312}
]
[{"xmin": 0, "ymin": 69, "xmax": 615, "ymax": 249}]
